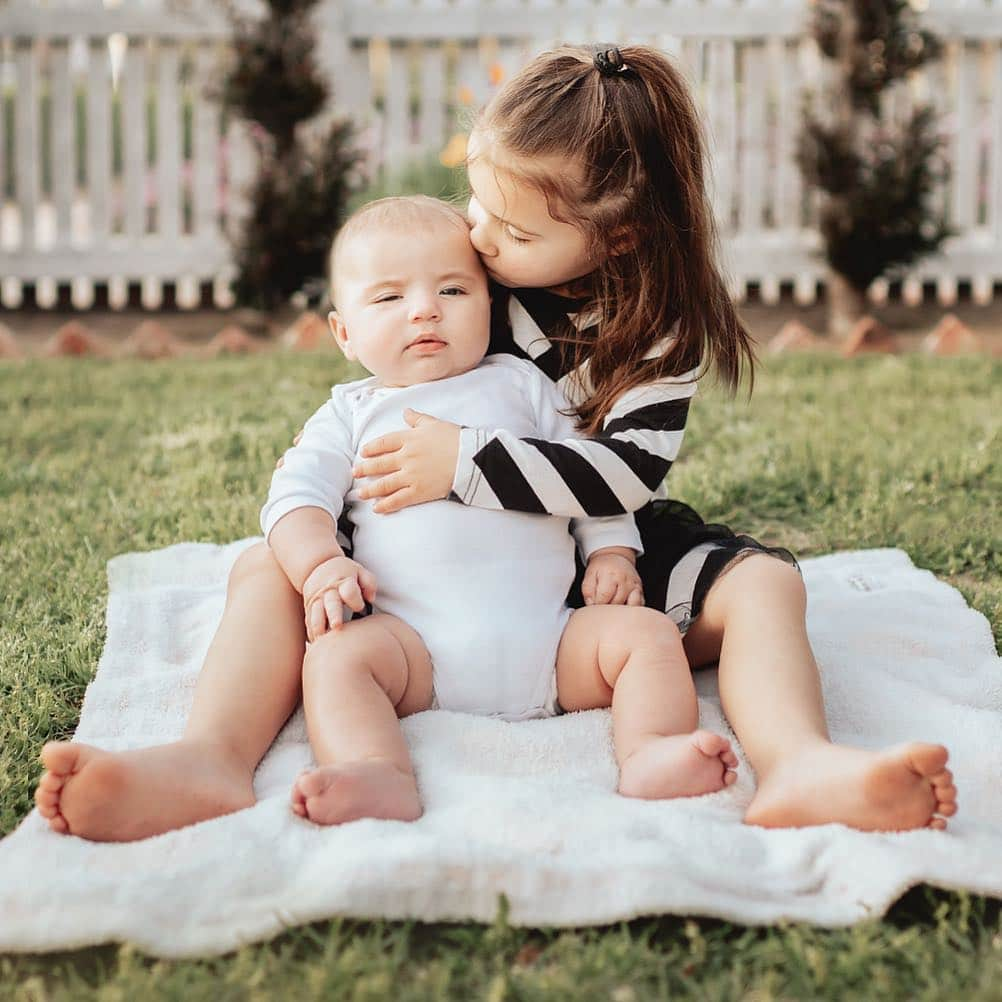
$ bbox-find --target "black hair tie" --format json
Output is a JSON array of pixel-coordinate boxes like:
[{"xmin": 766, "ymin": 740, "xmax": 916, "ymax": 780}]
[{"xmin": 594, "ymin": 47, "xmax": 629, "ymax": 77}]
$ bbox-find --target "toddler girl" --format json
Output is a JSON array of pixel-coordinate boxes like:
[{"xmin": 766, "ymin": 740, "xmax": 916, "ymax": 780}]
[{"xmin": 36, "ymin": 44, "xmax": 956, "ymax": 840}]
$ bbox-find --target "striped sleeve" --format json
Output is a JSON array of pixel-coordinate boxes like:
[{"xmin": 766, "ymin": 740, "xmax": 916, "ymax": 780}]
[{"xmin": 452, "ymin": 371, "xmax": 696, "ymax": 518}]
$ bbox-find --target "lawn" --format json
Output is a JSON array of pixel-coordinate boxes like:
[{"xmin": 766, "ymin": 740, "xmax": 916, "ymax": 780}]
[{"xmin": 1, "ymin": 350, "xmax": 1000, "ymax": 1000}]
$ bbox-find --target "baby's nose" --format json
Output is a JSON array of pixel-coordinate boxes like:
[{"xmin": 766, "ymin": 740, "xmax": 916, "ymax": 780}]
[{"xmin": 409, "ymin": 295, "xmax": 440, "ymax": 321}]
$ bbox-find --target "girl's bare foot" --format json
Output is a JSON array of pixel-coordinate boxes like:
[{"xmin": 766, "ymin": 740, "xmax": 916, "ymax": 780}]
[
  {"xmin": 744, "ymin": 741, "xmax": 957, "ymax": 831},
  {"xmin": 291, "ymin": 759, "xmax": 422, "ymax": 825},
  {"xmin": 618, "ymin": 729, "xmax": 739, "ymax": 800},
  {"xmin": 34, "ymin": 739, "xmax": 256, "ymax": 842}
]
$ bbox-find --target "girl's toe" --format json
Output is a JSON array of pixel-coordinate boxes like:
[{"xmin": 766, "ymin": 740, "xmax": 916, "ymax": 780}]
[
  {"xmin": 35, "ymin": 789, "xmax": 59, "ymax": 810},
  {"xmin": 48, "ymin": 814, "xmax": 69, "ymax": 833}
]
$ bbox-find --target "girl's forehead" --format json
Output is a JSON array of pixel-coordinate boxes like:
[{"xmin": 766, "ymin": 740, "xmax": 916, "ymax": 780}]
[{"xmin": 467, "ymin": 153, "xmax": 581, "ymax": 232}]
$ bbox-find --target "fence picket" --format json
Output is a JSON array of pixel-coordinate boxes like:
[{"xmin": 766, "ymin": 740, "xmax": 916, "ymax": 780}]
[
  {"xmin": 385, "ymin": 41, "xmax": 412, "ymax": 166},
  {"xmin": 86, "ymin": 38, "xmax": 111, "ymax": 246},
  {"xmin": 51, "ymin": 39, "xmax": 74, "ymax": 247},
  {"xmin": 991, "ymin": 43, "xmax": 1002, "ymax": 240},
  {"xmin": 418, "ymin": 41, "xmax": 446, "ymax": 155},
  {"xmin": 951, "ymin": 40, "xmax": 977, "ymax": 232},
  {"xmin": 14, "ymin": 39, "xmax": 39, "ymax": 249},
  {"xmin": 192, "ymin": 42, "xmax": 217, "ymax": 241},
  {"xmin": 157, "ymin": 41, "xmax": 181, "ymax": 243},
  {"xmin": 122, "ymin": 40, "xmax": 147, "ymax": 240}
]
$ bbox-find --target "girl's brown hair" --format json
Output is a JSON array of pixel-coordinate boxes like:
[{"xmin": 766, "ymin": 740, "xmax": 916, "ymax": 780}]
[{"xmin": 475, "ymin": 44, "xmax": 754, "ymax": 433}]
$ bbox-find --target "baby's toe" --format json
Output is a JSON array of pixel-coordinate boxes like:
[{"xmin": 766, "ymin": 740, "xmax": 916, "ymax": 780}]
[
  {"xmin": 296, "ymin": 769, "xmax": 333, "ymax": 800},
  {"xmin": 723, "ymin": 769, "xmax": 738, "ymax": 786},
  {"xmin": 721, "ymin": 749, "xmax": 739, "ymax": 768},
  {"xmin": 693, "ymin": 730, "xmax": 729, "ymax": 757},
  {"xmin": 937, "ymin": 799, "xmax": 958, "ymax": 817},
  {"xmin": 930, "ymin": 767, "xmax": 953, "ymax": 788},
  {"xmin": 936, "ymin": 780, "xmax": 957, "ymax": 801},
  {"xmin": 928, "ymin": 816, "xmax": 948, "ymax": 831}
]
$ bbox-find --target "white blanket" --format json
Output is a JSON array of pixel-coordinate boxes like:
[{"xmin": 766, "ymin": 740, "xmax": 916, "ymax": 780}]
[{"xmin": 1, "ymin": 541, "xmax": 1000, "ymax": 957}]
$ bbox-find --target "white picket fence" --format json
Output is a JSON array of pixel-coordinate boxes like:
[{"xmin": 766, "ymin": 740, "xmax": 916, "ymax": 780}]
[{"xmin": 1, "ymin": 0, "xmax": 1001, "ymax": 310}]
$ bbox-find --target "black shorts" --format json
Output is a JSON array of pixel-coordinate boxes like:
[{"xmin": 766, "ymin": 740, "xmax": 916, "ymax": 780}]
[{"xmin": 568, "ymin": 499, "xmax": 799, "ymax": 633}]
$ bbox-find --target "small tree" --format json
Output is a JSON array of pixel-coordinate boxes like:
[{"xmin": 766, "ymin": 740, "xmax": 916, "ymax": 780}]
[
  {"xmin": 221, "ymin": 0, "xmax": 361, "ymax": 312},
  {"xmin": 797, "ymin": 0, "xmax": 951, "ymax": 337}
]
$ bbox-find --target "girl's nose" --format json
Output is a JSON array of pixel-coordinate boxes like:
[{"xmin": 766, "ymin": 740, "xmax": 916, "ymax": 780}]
[{"xmin": 467, "ymin": 198, "xmax": 498, "ymax": 258}]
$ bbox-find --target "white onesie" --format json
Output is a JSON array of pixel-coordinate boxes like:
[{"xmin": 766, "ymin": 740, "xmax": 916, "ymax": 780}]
[{"xmin": 260, "ymin": 354, "xmax": 641, "ymax": 722}]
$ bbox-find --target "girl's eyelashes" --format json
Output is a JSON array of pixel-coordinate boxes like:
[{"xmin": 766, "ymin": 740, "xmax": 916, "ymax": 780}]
[{"xmin": 441, "ymin": 286, "xmax": 466, "ymax": 295}]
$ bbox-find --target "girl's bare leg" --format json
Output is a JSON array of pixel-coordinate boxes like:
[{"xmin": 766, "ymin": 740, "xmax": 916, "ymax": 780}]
[
  {"xmin": 682, "ymin": 554, "xmax": 958, "ymax": 831},
  {"xmin": 34, "ymin": 542, "xmax": 306, "ymax": 842},
  {"xmin": 290, "ymin": 613, "xmax": 434, "ymax": 825},
  {"xmin": 556, "ymin": 606, "xmax": 738, "ymax": 799}
]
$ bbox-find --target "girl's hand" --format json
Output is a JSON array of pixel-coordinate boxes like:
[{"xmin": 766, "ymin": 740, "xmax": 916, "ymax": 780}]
[
  {"xmin": 275, "ymin": 429, "xmax": 305, "ymax": 470},
  {"xmin": 353, "ymin": 409, "xmax": 460, "ymax": 513},
  {"xmin": 301, "ymin": 555, "xmax": 377, "ymax": 642},
  {"xmin": 582, "ymin": 549, "xmax": 644, "ymax": 607}
]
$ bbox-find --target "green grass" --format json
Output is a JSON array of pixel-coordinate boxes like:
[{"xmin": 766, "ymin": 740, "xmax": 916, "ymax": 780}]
[{"xmin": 1, "ymin": 352, "xmax": 1000, "ymax": 999}]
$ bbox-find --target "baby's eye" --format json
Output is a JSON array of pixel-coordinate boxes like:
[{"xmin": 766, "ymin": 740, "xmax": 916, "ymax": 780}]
[
  {"xmin": 440, "ymin": 286, "xmax": 466, "ymax": 296},
  {"xmin": 505, "ymin": 227, "xmax": 530, "ymax": 245}
]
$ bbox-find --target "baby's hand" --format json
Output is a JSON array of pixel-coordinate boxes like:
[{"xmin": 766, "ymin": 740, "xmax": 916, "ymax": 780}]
[
  {"xmin": 301, "ymin": 555, "xmax": 377, "ymax": 642},
  {"xmin": 582, "ymin": 548, "xmax": 644, "ymax": 607}
]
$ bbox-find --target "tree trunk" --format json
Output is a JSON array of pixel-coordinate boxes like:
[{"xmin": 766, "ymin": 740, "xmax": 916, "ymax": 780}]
[{"xmin": 826, "ymin": 269, "xmax": 867, "ymax": 340}]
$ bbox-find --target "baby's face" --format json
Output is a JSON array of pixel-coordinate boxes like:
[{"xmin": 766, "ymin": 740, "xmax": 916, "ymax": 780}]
[{"xmin": 330, "ymin": 218, "xmax": 491, "ymax": 387}]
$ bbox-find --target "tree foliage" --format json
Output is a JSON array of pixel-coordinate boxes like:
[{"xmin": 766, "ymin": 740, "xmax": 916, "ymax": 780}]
[
  {"xmin": 797, "ymin": 0, "xmax": 952, "ymax": 293},
  {"xmin": 221, "ymin": 0, "xmax": 362, "ymax": 310}
]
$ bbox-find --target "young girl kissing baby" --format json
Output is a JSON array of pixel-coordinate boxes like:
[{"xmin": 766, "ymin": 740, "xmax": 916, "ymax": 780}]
[{"xmin": 35, "ymin": 43, "xmax": 956, "ymax": 841}]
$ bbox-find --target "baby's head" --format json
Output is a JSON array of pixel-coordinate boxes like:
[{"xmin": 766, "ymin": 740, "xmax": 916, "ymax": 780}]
[{"xmin": 328, "ymin": 196, "xmax": 491, "ymax": 388}]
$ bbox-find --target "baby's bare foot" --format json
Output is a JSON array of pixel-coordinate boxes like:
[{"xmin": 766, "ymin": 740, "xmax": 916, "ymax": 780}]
[
  {"xmin": 618, "ymin": 729, "xmax": 739, "ymax": 800},
  {"xmin": 291, "ymin": 759, "xmax": 422, "ymax": 825},
  {"xmin": 34, "ymin": 739, "xmax": 255, "ymax": 842},
  {"xmin": 745, "ymin": 741, "xmax": 957, "ymax": 832}
]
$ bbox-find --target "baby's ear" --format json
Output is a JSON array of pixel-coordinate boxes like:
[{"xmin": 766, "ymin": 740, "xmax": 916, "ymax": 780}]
[{"xmin": 328, "ymin": 310, "xmax": 355, "ymax": 360}]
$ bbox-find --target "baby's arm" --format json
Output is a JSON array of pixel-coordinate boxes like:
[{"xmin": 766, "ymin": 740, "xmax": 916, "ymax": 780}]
[{"xmin": 261, "ymin": 388, "xmax": 375, "ymax": 639}]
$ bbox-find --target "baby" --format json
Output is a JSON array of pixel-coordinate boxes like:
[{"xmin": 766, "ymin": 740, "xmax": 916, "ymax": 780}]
[{"xmin": 264, "ymin": 196, "xmax": 739, "ymax": 826}]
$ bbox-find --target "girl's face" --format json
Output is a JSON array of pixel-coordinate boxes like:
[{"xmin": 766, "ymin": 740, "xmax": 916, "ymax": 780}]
[{"xmin": 466, "ymin": 130, "xmax": 597, "ymax": 291}]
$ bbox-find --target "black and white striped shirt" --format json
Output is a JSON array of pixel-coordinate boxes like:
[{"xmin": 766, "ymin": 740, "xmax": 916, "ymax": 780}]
[{"xmin": 452, "ymin": 287, "xmax": 697, "ymax": 519}]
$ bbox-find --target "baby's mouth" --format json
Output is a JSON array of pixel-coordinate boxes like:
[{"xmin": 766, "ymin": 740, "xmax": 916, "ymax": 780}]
[{"xmin": 407, "ymin": 334, "xmax": 447, "ymax": 351}]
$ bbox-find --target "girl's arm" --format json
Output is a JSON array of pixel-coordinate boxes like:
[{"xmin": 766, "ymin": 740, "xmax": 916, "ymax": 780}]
[{"xmin": 452, "ymin": 373, "xmax": 696, "ymax": 518}]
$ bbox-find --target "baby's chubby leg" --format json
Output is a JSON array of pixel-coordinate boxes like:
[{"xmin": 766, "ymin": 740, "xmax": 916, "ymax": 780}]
[
  {"xmin": 555, "ymin": 606, "xmax": 738, "ymax": 800},
  {"xmin": 292, "ymin": 613, "xmax": 434, "ymax": 825}
]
